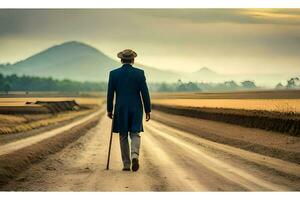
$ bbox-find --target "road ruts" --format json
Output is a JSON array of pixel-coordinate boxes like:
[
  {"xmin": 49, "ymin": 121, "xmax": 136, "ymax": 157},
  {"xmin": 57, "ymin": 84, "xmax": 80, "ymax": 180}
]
[{"xmin": 1, "ymin": 114, "xmax": 299, "ymax": 191}]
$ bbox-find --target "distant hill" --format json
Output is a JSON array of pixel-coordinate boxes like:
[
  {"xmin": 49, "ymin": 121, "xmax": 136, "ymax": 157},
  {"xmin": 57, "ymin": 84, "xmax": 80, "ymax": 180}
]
[
  {"xmin": 0, "ymin": 41, "xmax": 180, "ymax": 82},
  {"xmin": 0, "ymin": 41, "xmax": 298, "ymax": 87},
  {"xmin": 188, "ymin": 67, "xmax": 224, "ymax": 82},
  {"xmin": 195, "ymin": 67, "xmax": 218, "ymax": 76},
  {"xmin": 187, "ymin": 67, "xmax": 299, "ymax": 87}
]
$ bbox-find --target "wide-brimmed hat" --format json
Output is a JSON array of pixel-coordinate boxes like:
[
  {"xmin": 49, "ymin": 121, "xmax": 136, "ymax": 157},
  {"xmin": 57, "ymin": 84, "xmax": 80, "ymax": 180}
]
[{"xmin": 117, "ymin": 49, "xmax": 137, "ymax": 59}]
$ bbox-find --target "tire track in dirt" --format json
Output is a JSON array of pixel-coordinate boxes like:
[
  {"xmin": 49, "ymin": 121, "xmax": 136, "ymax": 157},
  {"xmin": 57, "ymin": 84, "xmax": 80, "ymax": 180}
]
[
  {"xmin": 145, "ymin": 121, "xmax": 300, "ymax": 191},
  {"xmin": 1, "ymin": 115, "xmax": 299, "ymax": 191},
  {"xmin": 149, "ymin": 120, "xmax": 300, "ymax": 178}
]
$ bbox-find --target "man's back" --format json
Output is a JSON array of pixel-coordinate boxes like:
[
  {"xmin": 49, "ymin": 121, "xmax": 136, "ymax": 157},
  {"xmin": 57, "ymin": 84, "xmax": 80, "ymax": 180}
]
[
  {"xmin": 110, "ymin": 64, "xmax": 144, "ymax": 99},
  {"xmin": 107, "ymin": 63, "xmax": 151, "ymax": 133}
]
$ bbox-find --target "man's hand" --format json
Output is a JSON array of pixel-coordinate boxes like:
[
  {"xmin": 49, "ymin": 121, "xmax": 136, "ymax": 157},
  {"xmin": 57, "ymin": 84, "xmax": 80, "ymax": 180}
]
[
  {"xmin": 107, "ymin": 112, "xmax": 113, "ymax": 119},
  {"xmin": 146, "ymin": 112, "xmax": 151, "ymax": 122}
]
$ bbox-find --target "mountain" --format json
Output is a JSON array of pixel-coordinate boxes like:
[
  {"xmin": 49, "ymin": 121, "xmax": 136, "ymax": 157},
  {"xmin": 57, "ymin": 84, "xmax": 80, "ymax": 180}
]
[
  {"xmin": 195, "ymin": 67, "xmax": 218, "ymax": 76},
  {"xmin": 0, "ymin": 41, "xmax": 298, "ymax": 87},
  {"xmin": 0, "ymin": 41, "xmax": 180, "ymax": 82},
  {"xmin": 188, "ymin": 67, "xmax": 224, "ymax": 82},
  {"xmin": 187, "ymin": 67, "xmax": 299, "ymax": 87}
]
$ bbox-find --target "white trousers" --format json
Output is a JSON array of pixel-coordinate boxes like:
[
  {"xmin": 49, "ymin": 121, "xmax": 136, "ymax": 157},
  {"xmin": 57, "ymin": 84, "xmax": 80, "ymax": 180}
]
[{"xmin": 119, "ymin": 132, "xmax": 141, "ymax": 168}]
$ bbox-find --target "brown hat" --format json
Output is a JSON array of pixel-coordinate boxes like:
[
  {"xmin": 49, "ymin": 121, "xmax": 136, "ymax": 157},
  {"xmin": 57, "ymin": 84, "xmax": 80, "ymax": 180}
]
[{"xmin": 117, "ymin": 49, "xmax": 137, "ymax": 59}]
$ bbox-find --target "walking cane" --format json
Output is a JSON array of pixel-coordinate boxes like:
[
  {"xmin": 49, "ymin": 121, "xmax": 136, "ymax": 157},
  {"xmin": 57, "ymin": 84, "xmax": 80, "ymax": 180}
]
[{"xmin": 106, "ymin": 115, "xmax": 114, "ymax": 170}]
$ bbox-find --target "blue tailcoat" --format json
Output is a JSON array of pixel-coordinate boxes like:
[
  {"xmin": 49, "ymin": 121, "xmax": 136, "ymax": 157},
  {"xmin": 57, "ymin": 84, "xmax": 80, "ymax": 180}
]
[{"xmin": 107, "ymin": 64, "xmax": 151, "ymax": 134}]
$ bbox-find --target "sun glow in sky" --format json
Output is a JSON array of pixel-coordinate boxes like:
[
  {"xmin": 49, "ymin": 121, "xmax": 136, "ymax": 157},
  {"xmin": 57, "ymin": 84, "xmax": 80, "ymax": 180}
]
[{"xmin": 0, "ymin": 9, "xmax": 299, "ymax": 74}]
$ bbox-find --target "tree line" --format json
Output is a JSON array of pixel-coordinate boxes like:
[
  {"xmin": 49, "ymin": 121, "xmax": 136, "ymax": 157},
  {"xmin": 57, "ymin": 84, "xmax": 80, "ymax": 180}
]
[
  {"xmin": 1, "ymin": 73, "xmax": 299, "ymax": 94},
  {"xmin": 0, "ymin": 73, "xmax": 107, "ymax": 93},
  {"xmin": 149, "ymin": 79, "xmax": 257, "ymax": 92},
  {"xmin": 275, "ymin": 77, "xmax": 300, "ymax": 90}
]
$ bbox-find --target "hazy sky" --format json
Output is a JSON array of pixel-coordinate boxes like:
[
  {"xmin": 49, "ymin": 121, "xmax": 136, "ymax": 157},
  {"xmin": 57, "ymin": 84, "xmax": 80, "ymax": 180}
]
[{"xmin": 0, "ymin": 9, "xmax": 300, "ymax": 74}]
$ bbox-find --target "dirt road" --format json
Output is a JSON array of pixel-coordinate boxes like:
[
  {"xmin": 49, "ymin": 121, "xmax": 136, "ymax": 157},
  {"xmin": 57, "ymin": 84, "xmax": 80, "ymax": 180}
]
[{"xmin": 2, "ymin": 113, "xmax": 300, "ymax": 191}]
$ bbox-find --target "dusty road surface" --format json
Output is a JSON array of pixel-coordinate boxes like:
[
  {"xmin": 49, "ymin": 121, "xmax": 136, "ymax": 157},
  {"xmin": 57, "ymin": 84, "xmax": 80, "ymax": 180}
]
[{"xmin": 1, "ymin": 113, "xmax": 300, "ymax": 191}]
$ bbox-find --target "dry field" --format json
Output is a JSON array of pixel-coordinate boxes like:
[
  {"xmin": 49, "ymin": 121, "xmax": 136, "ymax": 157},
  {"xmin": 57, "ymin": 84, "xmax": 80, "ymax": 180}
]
[
  {"xmin": 0, "ymin": 97, "xmax": 104, "ymax": 135},
  {"xmin": 0, "ymin": 110, "xmax": 95, "ymax": 135},
  {"xmin": 0, "ymin": 97, "xmax": 104, "ymax": 106},
  {"xmin": 152, "ymin": 90, "xmax": 300, "ymax": 113},
  {"xmin": 152, "ymin": 90, "xmax": 300, "ymax": 136},
  {"xmin": 151, "ymin": 90, "xmax": 300, "ymax": 99},
  {"xmin": 153, "ymin": 99, "xmax": 300, "ymax": 113}
]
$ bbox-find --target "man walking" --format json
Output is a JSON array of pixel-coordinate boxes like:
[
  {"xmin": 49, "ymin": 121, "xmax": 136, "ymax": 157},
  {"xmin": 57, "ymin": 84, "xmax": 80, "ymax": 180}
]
[{"xmin": 107, "ymin": 49, "xmax": 151, "ymax": 172}]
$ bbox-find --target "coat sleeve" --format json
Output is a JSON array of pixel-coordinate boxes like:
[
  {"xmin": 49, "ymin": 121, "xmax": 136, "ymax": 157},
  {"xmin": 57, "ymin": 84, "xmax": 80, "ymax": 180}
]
[
  {"xmin": 140, "ymin": 71, "xmax": 151, "ymax": 113},
  {"xmin": 107, "ymin": 72, "xmax": 115, "ymax": 113}
]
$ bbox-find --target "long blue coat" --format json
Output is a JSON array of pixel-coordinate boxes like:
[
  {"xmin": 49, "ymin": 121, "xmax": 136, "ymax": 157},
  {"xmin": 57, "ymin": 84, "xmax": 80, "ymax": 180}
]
[{"xmin": 107, "ymin": 64, "xmax": 151, "ymax": 134}]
